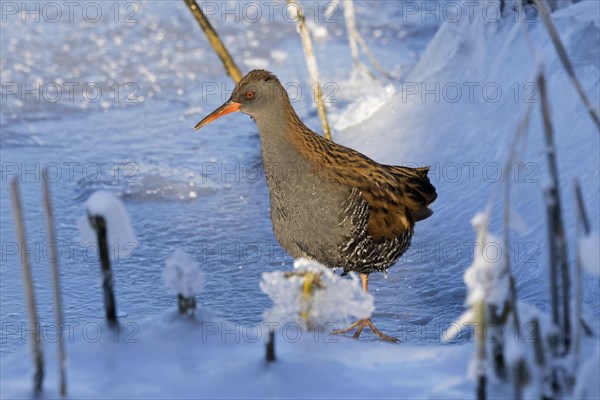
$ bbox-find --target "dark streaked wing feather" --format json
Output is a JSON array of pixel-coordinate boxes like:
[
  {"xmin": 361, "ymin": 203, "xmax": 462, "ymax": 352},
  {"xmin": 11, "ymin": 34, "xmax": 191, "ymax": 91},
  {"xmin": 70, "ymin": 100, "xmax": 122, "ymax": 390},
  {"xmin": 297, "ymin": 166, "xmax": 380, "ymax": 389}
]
[
  {"xmin": 385, "ymin": 165, "xmax": 437, "ymax": 221},
  {"xmin": 288, "ymin": 121, "xmax": 436, "ymax": 239},
  {"xmin": 339, "ymin": 188, "xmax": 412, "ymax": 273}
]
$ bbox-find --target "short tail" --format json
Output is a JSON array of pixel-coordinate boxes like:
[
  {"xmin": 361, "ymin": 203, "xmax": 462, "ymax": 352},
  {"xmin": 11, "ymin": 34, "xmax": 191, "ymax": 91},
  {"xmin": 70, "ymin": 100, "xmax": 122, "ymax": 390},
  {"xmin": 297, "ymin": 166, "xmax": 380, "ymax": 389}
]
[{"xmin": 386, "ymin": 165, "xmax": 437, "ymax": 222}]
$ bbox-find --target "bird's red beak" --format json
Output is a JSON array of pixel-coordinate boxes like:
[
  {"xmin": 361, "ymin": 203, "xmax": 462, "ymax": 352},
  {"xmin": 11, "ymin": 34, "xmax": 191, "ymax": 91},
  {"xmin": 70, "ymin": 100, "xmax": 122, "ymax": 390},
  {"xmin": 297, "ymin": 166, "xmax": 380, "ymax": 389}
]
[{"xmin": 194, "ymin": 101, "xmax": 241, "ymax": 131}]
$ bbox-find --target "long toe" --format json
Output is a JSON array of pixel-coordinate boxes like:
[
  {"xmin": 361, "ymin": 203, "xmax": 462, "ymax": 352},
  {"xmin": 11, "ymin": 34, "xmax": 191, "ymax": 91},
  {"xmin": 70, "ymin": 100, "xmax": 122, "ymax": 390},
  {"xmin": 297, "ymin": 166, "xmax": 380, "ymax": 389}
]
[
  {"xmin": 366, "ymin": 319, "xmax": 399, "ymax": 342},
  {"xmin": 352, "ymin": 320, "xmax": 369, "ymax": 339},
  {"xmin": 332, "ymin": 319, "xmax": 364, "ymax": 335},
  {"xmin": 332, "ymin": 319, "xmax": 399, "ymax": 342}
]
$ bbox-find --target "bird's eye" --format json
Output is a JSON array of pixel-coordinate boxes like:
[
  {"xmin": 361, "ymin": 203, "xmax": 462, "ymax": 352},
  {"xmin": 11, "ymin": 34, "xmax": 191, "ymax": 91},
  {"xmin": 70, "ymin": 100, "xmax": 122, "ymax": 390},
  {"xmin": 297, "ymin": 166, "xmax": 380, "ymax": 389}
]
[{"xmin": 245, "ymin": 90, "xmax": 255, "ymax": 100}]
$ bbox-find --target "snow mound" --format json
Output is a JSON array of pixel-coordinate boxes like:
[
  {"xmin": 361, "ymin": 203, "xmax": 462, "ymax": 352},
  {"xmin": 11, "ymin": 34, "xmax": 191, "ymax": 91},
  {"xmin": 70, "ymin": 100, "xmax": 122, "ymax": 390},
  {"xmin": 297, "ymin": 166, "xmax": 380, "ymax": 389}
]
[
  {"xmin": 260, "ymin": 258, "xmax": 374, "ymax": 328},
  {"xmin": 77, "ymin": 190, "xmax": 138, "ymax": 260},
  {"xmin": 162, "ymin": 248, "xmax": 205, "ymax": 297}
]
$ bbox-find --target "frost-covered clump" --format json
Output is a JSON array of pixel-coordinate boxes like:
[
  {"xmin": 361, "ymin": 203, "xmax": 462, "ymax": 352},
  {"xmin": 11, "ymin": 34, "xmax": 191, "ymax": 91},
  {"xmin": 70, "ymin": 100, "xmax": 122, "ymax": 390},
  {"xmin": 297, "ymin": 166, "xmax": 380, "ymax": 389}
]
[
  {"xmin": 260, "ymin": 258, "xmax": 374, "ymax": 329},
  {"xmin": 78, "ymin": 190, "xmax": 138, "ymax": 260},
  {"xmin": 446, "ymin": 212, "xmax": 513, "ymax": 385},
  {"xmin": 162, "ymin": 248, "xmax": 204, "ymax": 315},
  {"xmin": 447, "ymin": 212, "xmax": 510, "ymax": 337},
  {"xmin": 162, "ymin": 248, "xmax": 204, "ymax": 296},
  {"xmin": 464, "ymin": 213, "xmax": 510, "ymax": 309}
]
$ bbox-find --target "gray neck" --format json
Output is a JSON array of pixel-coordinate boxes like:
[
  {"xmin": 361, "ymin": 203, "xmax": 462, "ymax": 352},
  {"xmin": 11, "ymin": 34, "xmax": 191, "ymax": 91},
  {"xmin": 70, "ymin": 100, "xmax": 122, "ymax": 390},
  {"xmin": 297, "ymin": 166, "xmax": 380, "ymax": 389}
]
[{"xmin": 251, "ymin": 88, "xmax": 310, "ymax": 189}]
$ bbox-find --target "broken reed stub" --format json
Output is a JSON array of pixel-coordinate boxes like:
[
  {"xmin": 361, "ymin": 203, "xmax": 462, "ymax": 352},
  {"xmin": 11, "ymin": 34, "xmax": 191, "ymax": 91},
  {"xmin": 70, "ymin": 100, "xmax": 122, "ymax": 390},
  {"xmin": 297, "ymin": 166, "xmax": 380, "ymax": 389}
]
[
  {"xmin": 177, "ymin": 294, "xmax": 197, "ymax": 316},
  {"xmin": 266, "ymin": 329, "xmax": 276, "ymax": 363},
  {"xmin": 88, "ymin": 214, "xmax": 118, "ymax": 327}
]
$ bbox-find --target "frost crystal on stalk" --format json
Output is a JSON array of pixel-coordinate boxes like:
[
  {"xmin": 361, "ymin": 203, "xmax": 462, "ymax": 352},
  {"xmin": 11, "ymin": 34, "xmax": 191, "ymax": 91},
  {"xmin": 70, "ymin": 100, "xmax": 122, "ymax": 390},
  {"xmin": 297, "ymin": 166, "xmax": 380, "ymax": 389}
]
[
  {"xmin": 260, "ymin": 258, "xmax": 374, "ymax": 329},
  {"xmin": 162, "ymin": 248, "xmax": 204, "ymax": 297},
  {"xmin": 78, "ymin": 190, "xmax": 138, "ymax": 260}
]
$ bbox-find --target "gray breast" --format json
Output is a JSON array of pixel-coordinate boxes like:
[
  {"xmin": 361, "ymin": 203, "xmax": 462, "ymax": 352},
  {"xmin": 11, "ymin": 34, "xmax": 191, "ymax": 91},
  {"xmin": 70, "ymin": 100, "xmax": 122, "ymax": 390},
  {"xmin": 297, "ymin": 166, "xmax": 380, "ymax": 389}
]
[
  {"xmin": 264, "ymin": 157, "xmax": 411, "ymax": 274},
  {"xmin": 264, "ymin": 155, "xmax": 350, "ymax": 263}
]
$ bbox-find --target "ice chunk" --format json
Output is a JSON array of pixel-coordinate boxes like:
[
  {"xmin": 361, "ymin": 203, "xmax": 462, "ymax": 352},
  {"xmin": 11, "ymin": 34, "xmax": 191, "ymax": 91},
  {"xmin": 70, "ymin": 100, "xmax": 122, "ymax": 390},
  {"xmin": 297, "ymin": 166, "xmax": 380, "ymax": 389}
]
[
  {"xmin": 260, "ymin": 258, "xmax": 373, "ymax": 328},
  {"xmin": 78, "ymin": 191, "xmax": 138, "ymax": 260},
  {"xmin": 330, "ymin": 70, "xmax": 396, "ymax": 131},
  {"xmin": 162, "ymin": 248, "xmax": 204, "ymax": 297}
]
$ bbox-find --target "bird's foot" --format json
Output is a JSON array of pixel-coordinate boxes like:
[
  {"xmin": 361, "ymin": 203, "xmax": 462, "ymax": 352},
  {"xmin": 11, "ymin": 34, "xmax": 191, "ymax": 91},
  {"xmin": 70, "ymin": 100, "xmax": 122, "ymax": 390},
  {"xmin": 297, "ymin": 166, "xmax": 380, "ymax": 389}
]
[{"xmin": 332, "ymin": 318, "xmax": 399, "ymax": 342}]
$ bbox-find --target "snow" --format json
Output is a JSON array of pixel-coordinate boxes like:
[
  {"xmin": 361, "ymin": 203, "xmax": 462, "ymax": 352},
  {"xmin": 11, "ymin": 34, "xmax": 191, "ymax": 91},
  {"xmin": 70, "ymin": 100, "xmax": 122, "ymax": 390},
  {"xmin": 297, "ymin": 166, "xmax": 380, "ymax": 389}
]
[
  {"xmin": 77, "ymin": 190, "xmax": 138, "ymax": 259},
  {"xmin": 329, "ymin": 70, "xmax": 396, "ymax": 131},
  {"xmin": 0, "ymin": 310, "xmax": 474, "ymax": 399},
  {"xmin": 580, "ymin": 232, "xmax": 600, "ymax": 277},
  {"xmin": 162, "ymin": 248, "xmax": 205, "ymax": 297},
  {"xmin": 260, "ymin": 258, "xmax": 373, "ymax": 328},
  {"xmin": 1, "ymin": 302, "xmax": 596, "ymax": 399},
  {"xmin": 574, "ymin": 347, "xmax": 600, "ymax": 399}
]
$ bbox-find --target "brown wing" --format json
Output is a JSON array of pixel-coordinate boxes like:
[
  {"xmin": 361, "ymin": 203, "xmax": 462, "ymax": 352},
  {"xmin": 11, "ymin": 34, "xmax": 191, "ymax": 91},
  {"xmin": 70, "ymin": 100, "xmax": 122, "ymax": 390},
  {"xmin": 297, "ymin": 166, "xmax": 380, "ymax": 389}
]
[
  {"xmin": 288, "ymin": 117, "xmax": 436, "ymax": 241},
  {"xmin": 331, "ymin": 161, "xmax": 436, "ymax": 240},
  {"xmin": 299, "ymin": 139, "xmax": 416, "ymax": 240},
  {"xmin": 350, "ymin": 168, "xmax": 414, "ymax": 241},
  {"xmin": 385, "ymin": 165, "xmax": 438, "ymax": 221}
]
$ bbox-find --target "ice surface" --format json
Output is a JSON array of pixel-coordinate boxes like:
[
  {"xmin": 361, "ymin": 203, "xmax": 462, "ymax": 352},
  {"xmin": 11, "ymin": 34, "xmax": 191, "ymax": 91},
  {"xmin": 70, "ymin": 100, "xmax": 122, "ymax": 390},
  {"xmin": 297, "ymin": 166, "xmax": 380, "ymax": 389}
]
[
  {"xmin": 260, "ymin": 258, "xmax": 373, "ymax": 328},
  {"xmin": 77, "ymin": 190, "xmax": 138, "ymax": 260},
  {"xmin": 162, "ymin": 248, "xmax": 204, "ymax": 297},
  {"xmin": 509, "ymin": 206, "xmax": 529, "ymax": 234}
]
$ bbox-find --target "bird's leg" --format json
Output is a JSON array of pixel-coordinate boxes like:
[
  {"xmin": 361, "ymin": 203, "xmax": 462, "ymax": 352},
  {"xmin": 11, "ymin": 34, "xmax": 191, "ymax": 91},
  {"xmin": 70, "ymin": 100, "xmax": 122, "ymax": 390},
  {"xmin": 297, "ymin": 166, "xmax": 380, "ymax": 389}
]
[
  {"xmin": 332, "ymin": 273, "xmax": 399, "ymax": 343},
  {"xmin": 360, "ymin": 272, "xmax": 369, "ymax": 291}
]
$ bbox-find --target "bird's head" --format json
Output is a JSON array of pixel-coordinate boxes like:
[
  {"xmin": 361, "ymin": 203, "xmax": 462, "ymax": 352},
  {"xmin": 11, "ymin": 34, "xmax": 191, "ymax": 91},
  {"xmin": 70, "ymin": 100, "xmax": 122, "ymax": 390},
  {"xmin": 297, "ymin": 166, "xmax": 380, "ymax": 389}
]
[{"xmin": 194, "ymin": 70, "xmax": 283, "ymax": 131}]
